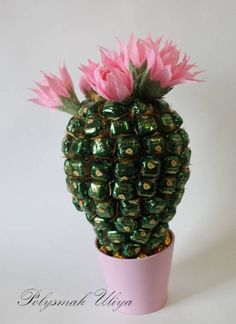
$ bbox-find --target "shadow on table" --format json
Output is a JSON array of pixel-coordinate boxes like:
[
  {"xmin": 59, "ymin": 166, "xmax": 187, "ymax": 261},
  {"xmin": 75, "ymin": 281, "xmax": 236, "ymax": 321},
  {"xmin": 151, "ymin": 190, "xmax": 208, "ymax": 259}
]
[{"xmin": 168, "ymin": 229, "xmax": 236, "ymax": 305}]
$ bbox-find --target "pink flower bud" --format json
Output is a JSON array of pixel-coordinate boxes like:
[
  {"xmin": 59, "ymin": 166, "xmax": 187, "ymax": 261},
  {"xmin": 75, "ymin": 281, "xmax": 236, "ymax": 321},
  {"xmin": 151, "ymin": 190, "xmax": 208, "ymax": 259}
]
[
  {"xmin": 30, "ymin": 64, "xmax": 74, "ymax": 109},
  {"xmin": 80, "ymin": 54, "xmax": 133, "ymax": 102}
]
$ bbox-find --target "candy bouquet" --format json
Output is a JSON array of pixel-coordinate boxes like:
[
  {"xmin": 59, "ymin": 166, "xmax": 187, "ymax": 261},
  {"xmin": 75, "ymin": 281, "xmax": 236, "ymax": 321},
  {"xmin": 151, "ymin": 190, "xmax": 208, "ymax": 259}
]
[{"xmin": 30, "ymin": 34, "xmax": 202, "ymax": 314}]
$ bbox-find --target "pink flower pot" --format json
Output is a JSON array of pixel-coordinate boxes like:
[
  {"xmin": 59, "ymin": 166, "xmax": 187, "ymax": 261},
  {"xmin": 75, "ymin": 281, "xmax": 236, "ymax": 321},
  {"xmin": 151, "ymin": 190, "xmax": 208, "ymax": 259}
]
[{"xmin": 95, "ymin": 230, "xmax": 175, "ymax": 315}]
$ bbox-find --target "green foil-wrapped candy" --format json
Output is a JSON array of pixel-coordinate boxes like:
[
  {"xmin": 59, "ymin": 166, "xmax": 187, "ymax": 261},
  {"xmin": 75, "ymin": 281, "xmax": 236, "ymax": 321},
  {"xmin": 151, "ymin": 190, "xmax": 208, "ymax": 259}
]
[
  {"xmin": 66, "ymin": 178, "xmax": 88, "ymax": 198},
  {"xmin": 152, "ymin": 223, "xmax": 169, "ymax": 238},
  {"xmin": 163, "ymin": 155, "xmax": 180, "ymax": 174},
  {"xmin": 140, "ymin": 215, "xmax": 159, "ymax": 229},
  {"xmin": 90, "ymin": 159, "xmax": 112, "ymax": 181},
  {"xmin": 140, "ymin": 155, "xmax": 161, "ymax": 178},
  {"xmin": 114, "ymin": 159, "xmax": 137, "ymax": 180},
  {"xmin": 102, "ymin": 101, "xmax": 128, "ymax": 119},
  {"xmin": 159, "ymin": 176, "xmax": 176, "ymax": 194},
  {"xmin": 109, "ymin": 119, "xmax": 132, "ymax": 136},
  {"xmin": 176, "ymin": 167, "xmax": 191, "ymax": 189},
  {"xmin": 91, "ymin": 137, "xmax": 114, "ymax": 157},
  {"xmin": 119, "ymin": 199, "xmax": 141, "ymax": 217},
  {"xmin": 62, "ymin": 95, "xmax": 191, "ymax": 258},
  {"xmin": 144, "ymin": 135, "xmax": 165, "ymax": 155},
  {"xmin": 176, "ymin": 128, "xmax": 190, "ymax": 147},
  {"xmin": 137, "ymin": 178, "xmax": 157, "ymax": 197},
  {"xmin": 135, "ymin": 115, "xmax": 158, "ymax": 136},
  {"xmin": 166, "ymin": 133, "xmax": 182, "ymax": 155},
  {"xmin": 78, "ymin": 197, "xmax": 95, "ymax": 212},
  {"xmin": 66, "ymin": 117, "xmax": 84, "ymax": 137},
  {"xmin": 131, "ymin": 100, "xmax": 154, "ymax": 116},
  {"xmin": 71, "ymin": 138, "xmax": 90, "ymax": 159},
  {"xmin": 105, "ymin": 242, "xmax": 121, "ymax": 254},
  {"xmin": 159, "ymin": 114, "xmax": 177, "ymax": 133},
  {"xmin": 156, "ymin": 99, "xmax": 171, "ymax": 114},
  {"xmin": 144, "ymin": 197, "xmax": 166, "ymax": 214},
  {"xmin": 171, "ymin": 110, "xmax": 183, "ymax": 129},
  {"xmin": 85, "ymin": 210, "xmax": 96, "ymax": 224},
  {"xmin": 122, "ymin": 243, "xmax": 141, "ymax": 258},
  {"xmin": 73, "ymin": 180, "xmax": 88, "ymax": 198},
  {"xmin": 95, "ymin": 228, "xmax": 109, "ymax": 245},
  {"xmin": 88, "ymin": 181, "xmax": 110, "ymax": 200},
  {"xmin": 114, "ymin": 217, "xmax": 138, "ymax": 233},
  {"xmin": 96, "ymin": 200, "xmax": 115, "ymax": 218},
  {"xmin": 64, "ymin": 158, "xmax": 85, "ymax": 178},
  {"xmin": 142, "ymin": 236, "xmax": 164, "ymax": 254},
  {"xmin": 72, "ymin": 195, "xmax": 83, "ymax": 211},
  {"xmin": 108, "ymin": 230, "xmax": 127, "ymax": 243},
  {"xmin": 112, "ymin": 181, "xmax": 135, "ymax": 200},
  {"xmin": 160, "ymin": 207, "xmax": 176, "ymax": 223},
  {"xmin": 93, "ymin": 216, "xmax": 112, "ymax": 230},
  {"xmin": 62, "ymin": 136, "xmax": 72, "ymax": 157},
  {"xmin": 130, "ymin": 229, "xmax": 151, "ymax": 244},
  {"xmin": 165, "ymin": 188, "xmax": 185, "ymax": 208},
  {"xmin": 84, "ymin": 117, "xmax": 102, "ymax": 138},
  {"xmin": 180, "ymin": 147, "xmax": 191, "ymax": 167},
  {"xmin": 81, "ymin": 101, "xmax": 100, "ymax": 118},
  {"xmin": 117, "ymin": 136, "xmax": 141, "ymax": 159}
]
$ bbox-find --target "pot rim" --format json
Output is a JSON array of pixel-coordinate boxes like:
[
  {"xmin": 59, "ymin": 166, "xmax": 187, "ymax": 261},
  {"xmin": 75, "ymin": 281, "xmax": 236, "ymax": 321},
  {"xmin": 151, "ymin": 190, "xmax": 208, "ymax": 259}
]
[{"xmin": 95, "ymin": 229, "xmax": 175, "ymax": 262}]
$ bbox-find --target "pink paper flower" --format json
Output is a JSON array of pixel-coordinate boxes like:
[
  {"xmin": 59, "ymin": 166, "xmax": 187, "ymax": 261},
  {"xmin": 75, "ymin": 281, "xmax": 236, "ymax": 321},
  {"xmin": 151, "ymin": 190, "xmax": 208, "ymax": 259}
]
[
  {"xmin": 146, "ymin": 41, "xmax": 202, "ymax": 87},
  {"xmin": 117, "ymin": 34, "xmax": 203, "ymax": 88},
  {"xmin": 117, "ymin": 33, "xmax": 155, "ymax": 68},
  {"xmin": 79, "ymin": 75, "xmax": 92, "ymax": 95},
  {"xmin": 80, "ymin": 51, "xmax": 134, "ymax": 102},
  {"xmin": 79, "ymin": 34, "xmax": 203, "ymax": 102},
  {"xmin": 30, "ymin": 64, "xmax": 74, "ymax": 109}
]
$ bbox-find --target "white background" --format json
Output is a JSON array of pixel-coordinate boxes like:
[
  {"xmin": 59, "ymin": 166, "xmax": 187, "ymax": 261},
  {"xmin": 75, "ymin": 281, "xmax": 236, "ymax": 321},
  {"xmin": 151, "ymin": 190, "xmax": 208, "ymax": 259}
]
[{"xmin": 0, "ymin": 0, "xmax": 236, "ymax": 323}]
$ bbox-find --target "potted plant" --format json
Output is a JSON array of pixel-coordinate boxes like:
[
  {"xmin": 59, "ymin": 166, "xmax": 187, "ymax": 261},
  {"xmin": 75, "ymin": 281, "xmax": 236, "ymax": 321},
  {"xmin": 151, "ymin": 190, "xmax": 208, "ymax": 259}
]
[{"xmin": 30, "ymin": 34, "xmax": 202, "ymax": 315}]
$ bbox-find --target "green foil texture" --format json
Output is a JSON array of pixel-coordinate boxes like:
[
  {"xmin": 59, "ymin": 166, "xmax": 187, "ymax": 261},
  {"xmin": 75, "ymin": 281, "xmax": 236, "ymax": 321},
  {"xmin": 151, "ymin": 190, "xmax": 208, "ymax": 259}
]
[{"xmin": 62, "ymin": 98, "xmax": 191, "ymax": 258}]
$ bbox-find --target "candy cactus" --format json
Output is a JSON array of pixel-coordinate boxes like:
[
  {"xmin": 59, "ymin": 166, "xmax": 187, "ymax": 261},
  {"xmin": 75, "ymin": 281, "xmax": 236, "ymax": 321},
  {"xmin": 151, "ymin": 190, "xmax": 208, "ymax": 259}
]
[{"xmin": 30, "ymin": 34, "xmax": 202, "ymax": 259}]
